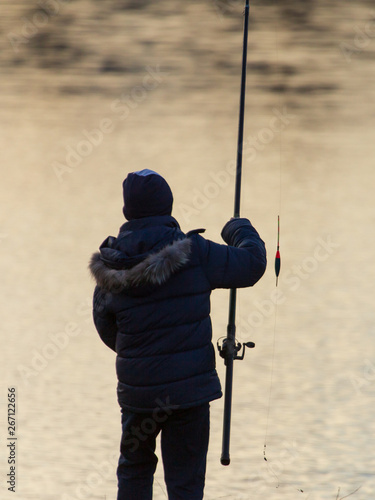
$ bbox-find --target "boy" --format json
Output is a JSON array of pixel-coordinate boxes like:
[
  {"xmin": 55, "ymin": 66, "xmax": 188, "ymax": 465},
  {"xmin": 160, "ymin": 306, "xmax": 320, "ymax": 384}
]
[{"xmin": 89, "ymin": 169, "xmax": 266, "ymax": 500}]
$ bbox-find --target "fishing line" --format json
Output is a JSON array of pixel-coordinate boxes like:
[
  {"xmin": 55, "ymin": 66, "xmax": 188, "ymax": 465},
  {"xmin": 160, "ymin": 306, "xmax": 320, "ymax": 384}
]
[
  {"xmin": 261, "ymin": 8, "xmax": 304, "ymax": 495},
  {"xmin": 262, "ymin": 221, "xmax": 282, "ymax": 491},
  {"xmin": 262, "ymin": 5, "xmax": 283, "ymax": 469},
  {"xmin": 156, "ymin": 478, "xmax": 168, "ymax": 498},
  {"xmin": 262, "ymin": 257, "xmax": 280, "ymax": 458}
]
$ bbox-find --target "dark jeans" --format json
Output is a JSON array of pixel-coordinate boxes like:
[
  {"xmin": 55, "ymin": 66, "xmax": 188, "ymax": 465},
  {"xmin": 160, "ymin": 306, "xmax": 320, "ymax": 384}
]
[{"xmin": 117, "ymin": 403, "xmax": 210, "ymax": 500}]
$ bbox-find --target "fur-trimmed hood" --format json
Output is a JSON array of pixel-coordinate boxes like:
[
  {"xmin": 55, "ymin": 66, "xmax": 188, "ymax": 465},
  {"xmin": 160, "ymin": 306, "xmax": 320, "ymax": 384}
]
[{"xmin": 89, "ymin": 237, "xmax": 192, "ymax": 294}]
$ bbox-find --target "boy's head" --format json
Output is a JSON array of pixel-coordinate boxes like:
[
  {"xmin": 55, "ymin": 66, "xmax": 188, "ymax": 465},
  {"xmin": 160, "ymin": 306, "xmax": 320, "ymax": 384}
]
[{"xmin": 122, "ymin": 169, "xmax": 173, "ymax": 220}]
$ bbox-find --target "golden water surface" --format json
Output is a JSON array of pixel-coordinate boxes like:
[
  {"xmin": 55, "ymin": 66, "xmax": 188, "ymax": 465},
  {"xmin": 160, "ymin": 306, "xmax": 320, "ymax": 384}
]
[{"xmin": 1, "ymin": 1, "xmax": 375, "ymax": 498}]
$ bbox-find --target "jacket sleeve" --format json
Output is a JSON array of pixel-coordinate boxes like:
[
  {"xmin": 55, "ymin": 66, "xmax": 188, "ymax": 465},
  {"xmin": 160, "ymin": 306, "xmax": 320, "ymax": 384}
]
[
  {"xmin": 92, "ymin": 286, "xmax": 117, "ymax": 352},
  {"xmin": 197, "ymin": 218, "xmax": 267, "ymax": 289}
]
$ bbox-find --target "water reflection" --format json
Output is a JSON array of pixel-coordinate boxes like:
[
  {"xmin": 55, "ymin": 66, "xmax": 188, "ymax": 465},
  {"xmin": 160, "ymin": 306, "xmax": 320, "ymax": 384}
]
[{"xmin": 1, "ymin": 1, "xmax": 375, "ymax": 499}]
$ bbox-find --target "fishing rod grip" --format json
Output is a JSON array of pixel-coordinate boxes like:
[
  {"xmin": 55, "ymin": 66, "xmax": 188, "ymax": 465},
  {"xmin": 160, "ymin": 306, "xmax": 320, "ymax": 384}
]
[{"xmin": 221, "ymin": 353, "xmax": 234, "ymax": 466}]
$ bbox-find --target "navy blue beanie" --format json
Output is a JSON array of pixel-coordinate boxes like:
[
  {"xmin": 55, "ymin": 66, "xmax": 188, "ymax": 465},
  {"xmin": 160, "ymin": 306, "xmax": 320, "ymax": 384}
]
[{"xmin": 122, "ymin": 169, "xmax": 173, "ymax": 220}]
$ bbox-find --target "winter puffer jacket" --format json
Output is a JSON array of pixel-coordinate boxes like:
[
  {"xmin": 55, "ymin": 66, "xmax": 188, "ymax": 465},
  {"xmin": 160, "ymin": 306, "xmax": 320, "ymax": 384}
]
[{"xmin": 89, "ymin": 215, "xmax": 266, "ymax": 412}]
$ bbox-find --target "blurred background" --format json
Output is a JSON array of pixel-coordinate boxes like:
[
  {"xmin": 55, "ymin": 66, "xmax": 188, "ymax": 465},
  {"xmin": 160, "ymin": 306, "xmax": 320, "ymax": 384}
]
[{"xmin": 1, "ymin": 0, "xmax": 375, "ymax": 498}]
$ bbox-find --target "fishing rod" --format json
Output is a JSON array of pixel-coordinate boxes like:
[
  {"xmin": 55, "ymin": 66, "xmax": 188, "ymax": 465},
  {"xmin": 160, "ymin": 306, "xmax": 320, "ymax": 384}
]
[{"xmin": 217, "ymin": 0, "xmax": 252, "ymax": 467}]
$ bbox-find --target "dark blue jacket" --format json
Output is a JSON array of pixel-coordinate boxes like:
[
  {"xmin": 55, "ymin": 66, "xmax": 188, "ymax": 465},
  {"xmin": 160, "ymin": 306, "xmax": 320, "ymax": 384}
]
[{"xmin": 89, "ymin": 215, "xmax": 266, "ymax": 412}]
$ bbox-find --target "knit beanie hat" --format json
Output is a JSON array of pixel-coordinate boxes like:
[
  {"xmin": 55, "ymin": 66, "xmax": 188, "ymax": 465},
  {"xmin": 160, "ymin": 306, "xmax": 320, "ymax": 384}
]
[{"xmin": 122, "ymin": 169, "xmax": 174, "ymax": 220}]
